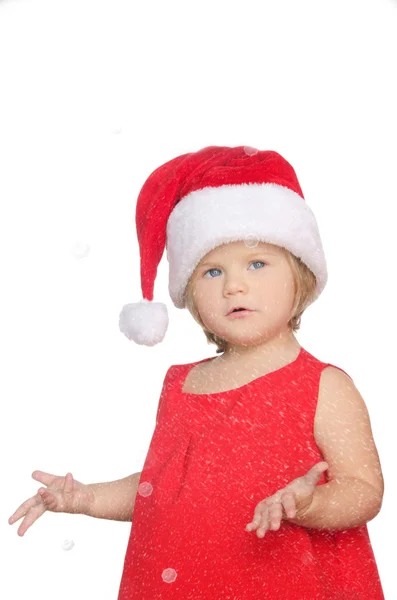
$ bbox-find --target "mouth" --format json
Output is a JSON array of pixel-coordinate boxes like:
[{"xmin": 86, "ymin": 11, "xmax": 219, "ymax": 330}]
[{"xmin": 226, "ymin": 307, "xmax": 254, "ymax": 316}]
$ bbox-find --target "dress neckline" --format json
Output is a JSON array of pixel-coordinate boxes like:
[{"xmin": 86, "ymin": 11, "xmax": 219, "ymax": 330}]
[{"xmin": 180, "ymin": 346, "xmax": 306, "ymax": 397}]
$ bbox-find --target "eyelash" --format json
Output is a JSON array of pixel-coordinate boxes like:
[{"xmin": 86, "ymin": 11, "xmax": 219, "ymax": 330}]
[{"xmin": 203, "ymin": 260, "xmax": 268, "ymax": 278}]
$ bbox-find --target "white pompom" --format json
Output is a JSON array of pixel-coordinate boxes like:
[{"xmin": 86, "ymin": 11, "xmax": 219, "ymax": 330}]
[{"xmin": 119, "ymin": 299, "xmax": 169, "ymax": 346}]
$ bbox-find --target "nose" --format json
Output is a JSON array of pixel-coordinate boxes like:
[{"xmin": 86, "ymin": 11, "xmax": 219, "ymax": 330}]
[{"xmin": 223, "ymin": 273, "xmax": 249, "ymax": 297}]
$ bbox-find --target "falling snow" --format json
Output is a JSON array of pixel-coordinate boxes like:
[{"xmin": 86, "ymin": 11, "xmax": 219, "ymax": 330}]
[
  {"xmin": 138, "ymin": 481, "xmax": 153, "ymax": 497},
  {"xmin": 62, "ymin": 539, "xmax": 75, "ymax": 551},
  {"xmin": 70, "ymin": 240, "xmax": 91, "ymax": 259},
  {"xmin": 162, "ymin": 568, "xmax": 177, "ymax": 583},
  {"xmin": 243, "ymin": 146, "xmax": 259, "ymax": 156}
]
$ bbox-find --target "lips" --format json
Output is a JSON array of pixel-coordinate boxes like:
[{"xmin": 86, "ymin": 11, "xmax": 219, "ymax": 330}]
[
  {"xmin": 226, "ymin": 306, "xmax": 253, "ymax": 316},
  {"xmin": 227, "ymin": 309, "xmax": 254, "ymax": 319}
]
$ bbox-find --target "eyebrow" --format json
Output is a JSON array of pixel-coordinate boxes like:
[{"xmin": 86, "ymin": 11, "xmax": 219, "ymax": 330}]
[{"xmin": 199, "ymin": 250, "xmax": 277, "ymax": 268}]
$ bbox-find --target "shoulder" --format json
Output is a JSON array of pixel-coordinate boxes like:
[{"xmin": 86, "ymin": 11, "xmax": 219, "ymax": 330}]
[
  {"xmin": 314, "ymin": 365, "xmax": 357, "ymax": 440},
  {"xmin": 160, "ymin": 364, "xmax": 180, "ymax": 389},
  {"xmin": 319, "ymin": 364, "xmax": 354, "ymax": 388},
  {"xmin": 315, "ymin": 365, "xmax": 362, "ymax": 429},
  {"xmin": 168, "ymin": 357, "xmax": 214, "ymax": 372},
  {"xmin": 314, "ymin": 365, "xmax": 384, "ymax": 496},
  {"xmin": 162, "ymin": 359, "xmax": 208, "ymax": 382}
]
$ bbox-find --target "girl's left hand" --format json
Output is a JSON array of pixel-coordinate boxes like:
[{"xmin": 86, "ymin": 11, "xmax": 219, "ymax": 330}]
[{"xmin": 245, "ymin": 461, "xmax": 329, "ymax": 538}]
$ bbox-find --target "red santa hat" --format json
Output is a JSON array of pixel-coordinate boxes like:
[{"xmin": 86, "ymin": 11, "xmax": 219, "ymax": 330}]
[{"xmin": 119, "ymin": 145, "xmax": 328, "ymax": 346}]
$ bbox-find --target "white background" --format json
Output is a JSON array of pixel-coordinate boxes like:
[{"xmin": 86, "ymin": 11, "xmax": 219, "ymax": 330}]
[{"xmin": 1, "ymin": 0, "xmax": 396, "ymax": 598}]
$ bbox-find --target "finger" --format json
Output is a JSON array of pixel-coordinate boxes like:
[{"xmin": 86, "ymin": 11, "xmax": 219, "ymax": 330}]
[
  {"xmin": 63, "ymin": 472, "xmax": 74, "ymax": 496},
  {"xmin": 256, "ymin": 504, "xmax": 270, "ymax": 537},
  {"xmin": 38, "ymin": 488, "xmax": 58, "ymax": 511},
  {"xmin": 256, "ymin": 502, "xmax": 283, "ymax": 537},
  {"xmin": 15, "ymin": 501, "xmax": 46, "ymax": 537},
  {"xmin": 246, "ymin": 500, "xmax": 268, "ymax": 530},
  {"xmin": 8, "ymin": 493, "xmax": 42, "ymax": 525},
  {"xmin": 266, "ymin": 502, "xmax": 283, "ymax": 532},
  {"xmin": 31, "ymin": 470, "xmax": 58, "ymax": 487},
  {"xmin": 280, "ymin": 491, "xmax": 296, "ymax": 518},
  {"xmin": 304, "ymin": 462, "xmax": 329, "ymax": 487}
]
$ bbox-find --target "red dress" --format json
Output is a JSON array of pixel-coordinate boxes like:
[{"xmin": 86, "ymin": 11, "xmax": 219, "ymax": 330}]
[{"xmin": 117, "ymin": 346, "xmax": 384, "ymax": 599}]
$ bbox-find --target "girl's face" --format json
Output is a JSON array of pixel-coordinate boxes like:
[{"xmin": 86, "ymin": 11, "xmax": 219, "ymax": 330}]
[{"xmin": 191, "ymin": 240, "xmax": 296, "ymax": 347}]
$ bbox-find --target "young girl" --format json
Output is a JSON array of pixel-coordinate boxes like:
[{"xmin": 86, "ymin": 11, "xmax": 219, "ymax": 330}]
[{"xmin": 9, "ymin": 146, "xmax": 385, "ymax": 599}]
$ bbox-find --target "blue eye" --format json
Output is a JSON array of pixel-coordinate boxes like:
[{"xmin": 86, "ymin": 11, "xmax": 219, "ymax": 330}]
[
  {"xmin": 251, "ymin": 261, "xmax": 266, "ymax": 269},
  {"xmin": 203, "ymin": 260, "xmax": 266, "ymax": 278},
  {"xmin": 204, "ymin": 268, "xmax": 221, "ymax": 278}
]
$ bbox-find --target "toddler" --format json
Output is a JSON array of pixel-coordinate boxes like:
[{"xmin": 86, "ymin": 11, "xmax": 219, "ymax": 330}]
[{"xmin": 9, "ymin": 146, "xmax": 385, "ymax": 600}]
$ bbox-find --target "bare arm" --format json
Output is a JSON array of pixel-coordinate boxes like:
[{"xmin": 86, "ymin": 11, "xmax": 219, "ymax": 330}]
[
  {"xmin": 85, "ymin": 472, "xmax": 142, "ymax": 522},
  {"xmin": 286, "ymin": 476, "xmax": 383, "ymax": 530}
]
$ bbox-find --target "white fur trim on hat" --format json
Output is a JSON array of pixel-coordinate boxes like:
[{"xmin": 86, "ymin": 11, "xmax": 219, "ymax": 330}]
[
  {"xmin": 166, "ymin": 182, "xmax": 327, "ymax": 309},
  {"xmin": 119, "ymin": 299, "xmax": 169, "ymax": 346}
]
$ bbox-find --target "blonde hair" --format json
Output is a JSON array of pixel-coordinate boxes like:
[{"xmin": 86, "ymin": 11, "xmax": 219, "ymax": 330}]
[{"xmin": 183, "ymin": 248, "xmax": 318, "ymax": 354}]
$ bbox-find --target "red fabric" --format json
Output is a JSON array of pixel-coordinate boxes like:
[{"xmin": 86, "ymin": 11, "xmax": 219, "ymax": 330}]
[
  {"xmin": 117, "ymin": 347, "xmax": 384, "ymax": 599},
  {"xmin": 134, "ymin": 145, "xmax": 303, "ymax": 302}
]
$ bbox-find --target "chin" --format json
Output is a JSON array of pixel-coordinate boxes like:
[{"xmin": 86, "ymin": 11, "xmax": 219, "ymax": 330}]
[{"xmin": 217, "ymin": 331, "xmax": 268, "ymax": 346}]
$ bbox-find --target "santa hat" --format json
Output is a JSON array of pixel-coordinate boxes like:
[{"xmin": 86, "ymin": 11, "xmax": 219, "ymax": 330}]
[{"xmin": 119, "ymin": 145, "xmax": 327, "ymax": 346}]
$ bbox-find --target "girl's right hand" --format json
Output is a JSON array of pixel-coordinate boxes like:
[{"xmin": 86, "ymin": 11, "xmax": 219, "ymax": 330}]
[{"xmin": 8, "ymin": 470, "xmax": 96, "ymax": 537}]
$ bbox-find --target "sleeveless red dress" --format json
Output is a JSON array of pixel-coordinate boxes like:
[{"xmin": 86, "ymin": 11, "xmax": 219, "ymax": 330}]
[{"xmin": 117, "ymin": 346, "xmax": 384, "ymax": 599}]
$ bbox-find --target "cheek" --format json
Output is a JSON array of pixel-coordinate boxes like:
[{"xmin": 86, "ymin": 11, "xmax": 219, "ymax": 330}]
[
  {"xmin": 193, "ymin": 282, "xmax": 216, "ymax": 305},
  {"xmin": 199, "ymin": 299, "xmax": 222, "ymax": 321},
  {"xmin": 195, "ymin": 292, "xmax": 223, "ymax": 322},
  {"xmin": 257, "ymin": 283, "xmax": 295, "ymax": 315}
]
